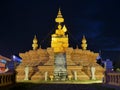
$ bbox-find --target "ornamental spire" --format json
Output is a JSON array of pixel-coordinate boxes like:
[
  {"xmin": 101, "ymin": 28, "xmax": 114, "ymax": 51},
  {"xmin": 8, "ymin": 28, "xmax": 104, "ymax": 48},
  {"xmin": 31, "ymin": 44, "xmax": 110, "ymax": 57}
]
[
  {"xmin": 81, "ymin": 35, "xmax": 87, "ymax": 50},
  {"xmin": 76, "ymin": 45, "xmax": 79, "ymax": 49},
  {"xmin": 57, "ymin": 8, "xmax": 62, "ymax": 18},
  {"xmin": 51, "ymin": 8, "xmax": 69, "ymax": 52},
  {"xmin": 32, "ymin": 35, "xmax": 38, "ymax": 50},
  {"xmin": 55, "ymin": 8, "xmax": 64, "ymax": 23}
]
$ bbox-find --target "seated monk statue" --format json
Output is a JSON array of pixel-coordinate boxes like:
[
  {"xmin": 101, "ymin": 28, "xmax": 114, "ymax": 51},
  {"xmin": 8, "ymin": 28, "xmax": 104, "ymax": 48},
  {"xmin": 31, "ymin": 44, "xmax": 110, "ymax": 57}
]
[{"xmin": 55, "ymin": 25, "xmax": 67, "ymax": 36}]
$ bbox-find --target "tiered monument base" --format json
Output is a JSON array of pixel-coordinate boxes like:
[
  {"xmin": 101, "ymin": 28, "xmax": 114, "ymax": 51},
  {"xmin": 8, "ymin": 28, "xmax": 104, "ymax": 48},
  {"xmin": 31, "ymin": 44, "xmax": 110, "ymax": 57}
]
[{"xmin": 16, "ymin": 47, "xmax": 105, "ymax": 81}]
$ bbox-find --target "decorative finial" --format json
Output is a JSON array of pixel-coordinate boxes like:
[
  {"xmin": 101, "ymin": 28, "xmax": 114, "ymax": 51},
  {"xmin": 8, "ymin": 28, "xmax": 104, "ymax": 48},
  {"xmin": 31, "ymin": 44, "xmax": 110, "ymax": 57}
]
[
  {"xmin": 81, "ymin": 35, "xmax": 87, "ymax": 50},
  {"xmin": 39, "ymin": 45, "xmax": 42, "ymax": 49},
  {"xmin": 32, "ymin": 35, "xmax": 38, "ymax": 50},
  {"xmin": 55, "ymin": 8, "xmax": 64, "ymax": 23},
  {"xmin": 62, "ymin": 25, "xmax": 67, "ymax": 32},
  {"xmin": 76, "ymin": 45, "xmax": 79, "ymax": 49},
  {"xmin": 57, "ymin": 8, "xmax": 62, "ymax": 18}
]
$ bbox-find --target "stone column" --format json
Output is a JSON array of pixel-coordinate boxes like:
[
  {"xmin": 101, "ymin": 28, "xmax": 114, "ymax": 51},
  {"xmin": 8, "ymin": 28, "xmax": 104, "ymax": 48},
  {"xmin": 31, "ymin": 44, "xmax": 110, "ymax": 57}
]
[
  {"xmin": 24, "ymin": 66, "xmax": 29, "ymax": 80},
  {"xmin": 74, "ymin": 71, "xmax": 77, "ymax": 80},
  {"xmin": 9, "ymin": 75, "xmax": 12, "ymax": 84},
  {"xmin": 118, "ymin": 75, "xmax": 120, "ymax": 84},
  {"xmin": 111, "ymin": 75, "xmax": 113, "ymax": 84},
  {"xmin": 91, "ymin": 66, "xmax": 96, "ymax": 80},
  {"xmin": 45, "ymin": 72, "xmax": 48, "ymax": 81},
  {"xmin": 110, "ymin": 75, "xmax": 112, "ymax": 84},
  {"xmin": 0, "ymin": 75, "xmax": 4, "ymax": 86},
  {"xmin": 115, "ymin": 75, "xmax": 117, "ymax": 85}
]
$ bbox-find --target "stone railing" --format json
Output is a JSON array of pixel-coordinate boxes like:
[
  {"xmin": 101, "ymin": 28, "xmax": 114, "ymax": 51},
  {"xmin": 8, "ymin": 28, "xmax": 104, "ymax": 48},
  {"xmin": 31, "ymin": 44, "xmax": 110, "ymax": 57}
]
[
  {"xmin": 104, "ymin": 72, "xmax": 120, "ymax": 86},
  {"xmin": 0, "ymin": 72, "xmax": 16, "ymax": 86}
]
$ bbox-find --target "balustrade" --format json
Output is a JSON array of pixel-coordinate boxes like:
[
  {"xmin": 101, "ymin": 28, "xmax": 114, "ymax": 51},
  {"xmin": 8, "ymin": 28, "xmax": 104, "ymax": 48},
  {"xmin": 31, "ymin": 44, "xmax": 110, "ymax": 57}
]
[
  {"xmin": 0, "ymin": 72, "xmax": 16, "ymax": 86},
  {"xmin": 105, "ymin": 72, "xmax": 120, "ymax": 86}
]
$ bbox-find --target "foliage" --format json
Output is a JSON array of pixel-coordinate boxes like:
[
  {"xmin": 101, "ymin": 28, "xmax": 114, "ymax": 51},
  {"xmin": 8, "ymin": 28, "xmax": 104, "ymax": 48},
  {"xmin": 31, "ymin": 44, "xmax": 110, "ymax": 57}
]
[{"xmin": 116, "ymin": 68, "xmax": 120, "ymax": 72}]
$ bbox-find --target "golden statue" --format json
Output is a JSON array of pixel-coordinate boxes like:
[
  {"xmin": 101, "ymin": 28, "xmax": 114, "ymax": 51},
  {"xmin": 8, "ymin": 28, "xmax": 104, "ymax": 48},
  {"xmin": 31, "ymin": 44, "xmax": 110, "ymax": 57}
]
[
  {"xmin": 55, "ymin": 25, "xmax": 67, "ymax": 36},
  {"xmin": 51, "ymin": 8, "xmax": 69, "ymax": 52}
]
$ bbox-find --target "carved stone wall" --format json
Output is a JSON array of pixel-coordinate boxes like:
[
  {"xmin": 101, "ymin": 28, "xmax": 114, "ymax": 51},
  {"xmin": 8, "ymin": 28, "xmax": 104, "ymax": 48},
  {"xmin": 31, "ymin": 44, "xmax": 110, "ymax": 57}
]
[{"xmin": 16, "ymin": 47, "xmax": 104, "ymax": 81}]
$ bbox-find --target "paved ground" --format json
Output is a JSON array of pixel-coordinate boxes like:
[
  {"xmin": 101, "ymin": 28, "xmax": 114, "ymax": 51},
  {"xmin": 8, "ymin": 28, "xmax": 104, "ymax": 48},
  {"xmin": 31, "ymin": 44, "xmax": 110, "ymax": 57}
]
[
  {"xmin": 32, "ymin": 84, "xmax": 96, "ymax": 90},
  {"xmin": 0, "ymin": 83, "xmax": 117, "ymax": 90},
  {"xmin": 102, "ymin": 84, "xmax": 120, "ymax": 90}
]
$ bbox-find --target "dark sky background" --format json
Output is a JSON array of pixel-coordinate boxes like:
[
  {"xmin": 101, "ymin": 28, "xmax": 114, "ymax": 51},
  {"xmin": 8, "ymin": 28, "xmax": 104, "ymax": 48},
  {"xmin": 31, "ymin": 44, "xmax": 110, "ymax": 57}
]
[{"xmin": 0, "ymin": 0, "xmax": 120, "ymax": 59}]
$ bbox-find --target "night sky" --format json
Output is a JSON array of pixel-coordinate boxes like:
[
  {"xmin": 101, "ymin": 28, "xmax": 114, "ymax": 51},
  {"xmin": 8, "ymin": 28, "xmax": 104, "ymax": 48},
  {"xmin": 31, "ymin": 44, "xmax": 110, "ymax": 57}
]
[{"xmin": 0, "ymin": 0, "xmax": 120, "ymax": 58}]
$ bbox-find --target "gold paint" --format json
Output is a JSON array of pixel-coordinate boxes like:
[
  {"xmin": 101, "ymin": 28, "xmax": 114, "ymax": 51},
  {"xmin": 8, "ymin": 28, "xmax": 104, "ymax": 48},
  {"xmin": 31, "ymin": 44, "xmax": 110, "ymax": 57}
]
[
  {"xmin": 32, "ymin": 35, "xmax": 38, "ymax": 50},
  {"xmin": 55, "ymin": 8, "xmax": 64, "ymax": 23},
  {"xmin": 51, "ymin": 8, "xmax": 68, "ymax": 52},
  {"xmin": 81, "ymin": 35, "xmax": 87, "ymax": 50}
]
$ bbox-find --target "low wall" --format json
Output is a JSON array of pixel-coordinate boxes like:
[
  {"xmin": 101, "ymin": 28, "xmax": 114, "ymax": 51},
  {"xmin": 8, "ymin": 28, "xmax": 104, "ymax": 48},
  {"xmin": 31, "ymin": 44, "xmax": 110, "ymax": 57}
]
[
  {"xmin": 104, "ymin": 72, "xmax": 120, "ymax": 86},
  {"xmin": 0, "ymin": 72, "xmax": 16, "ymax": 86}
]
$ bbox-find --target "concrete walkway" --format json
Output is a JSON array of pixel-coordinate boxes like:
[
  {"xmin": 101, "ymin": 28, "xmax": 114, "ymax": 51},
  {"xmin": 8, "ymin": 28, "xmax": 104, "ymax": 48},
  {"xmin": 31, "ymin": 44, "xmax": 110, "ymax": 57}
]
[
  {"xmin": 0, "ymin": 81, "xmax": 119, "ymax": 90},
  {"xmin": 102, "ymin": 84, "xmax": 120, "ymax": 90}
]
